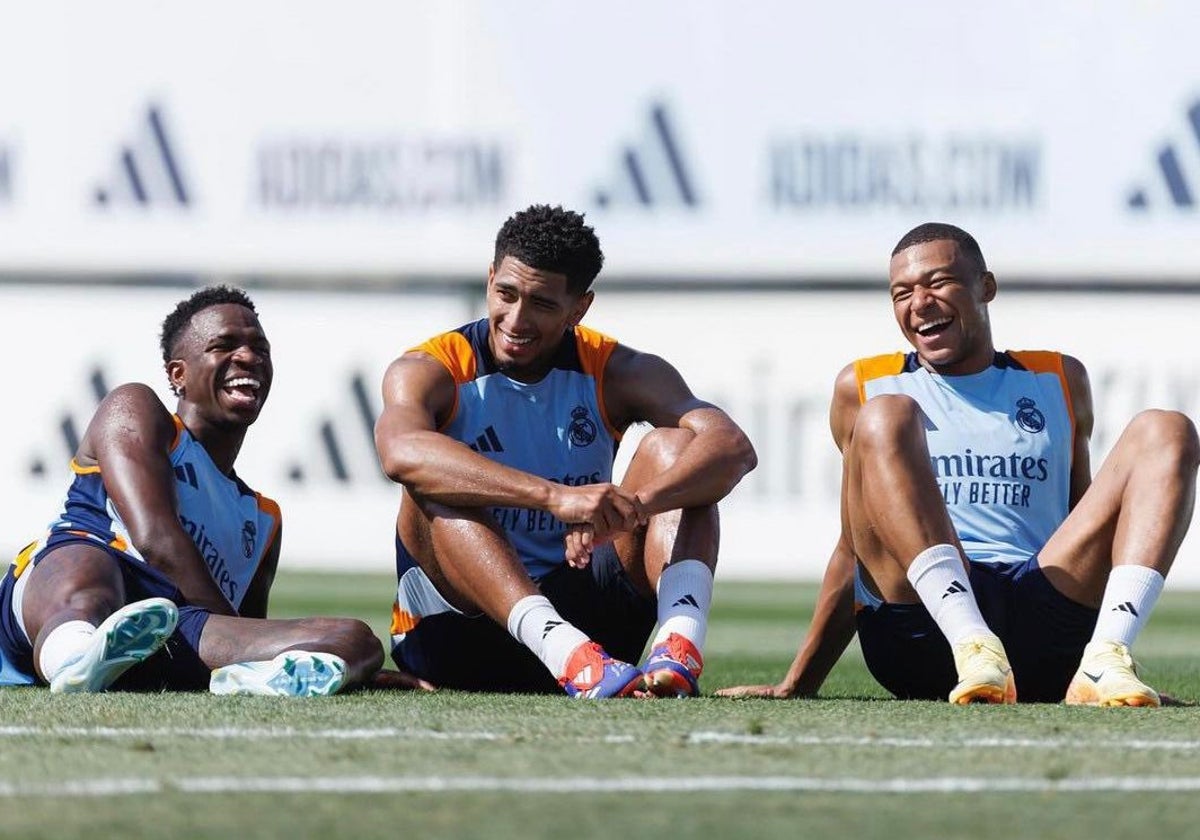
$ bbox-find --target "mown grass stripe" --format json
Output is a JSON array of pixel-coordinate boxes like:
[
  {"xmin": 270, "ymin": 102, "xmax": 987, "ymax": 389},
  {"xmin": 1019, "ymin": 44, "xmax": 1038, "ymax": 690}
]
[{"xmin": 4, "ymin": 776, "xmax": 1200, "ymax": 796}]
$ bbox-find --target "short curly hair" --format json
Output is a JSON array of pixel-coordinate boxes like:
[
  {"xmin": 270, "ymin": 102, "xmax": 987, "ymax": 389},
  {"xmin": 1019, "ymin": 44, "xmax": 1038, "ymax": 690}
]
[
  {"xmin": 891, "ymin": 222, "xmax": 987, "ymax": 274},
  {"xmin": 160, "ymin": 285, "xmax": 257, "ymax": 363},
  {"xmin": 493, "ymin": 204, "xmax": 604, "ymax": 295}
]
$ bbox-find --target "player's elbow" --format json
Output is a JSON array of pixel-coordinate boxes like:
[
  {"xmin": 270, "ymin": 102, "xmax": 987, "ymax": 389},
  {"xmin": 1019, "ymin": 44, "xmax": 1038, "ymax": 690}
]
[
  {"xmin": 130, "ymin": 533, "xmax": 189, "ymax": 574},
  {"xmin": 735, "ymin": 430, "xmax": 759, "ymax": 477},
  {"xmin": 374, "ymin": 430, "xmax": 424, "ymax": 484},
  {"xmin": 717, "ymin": 426, "xmax": 757, "ymax": 483}
]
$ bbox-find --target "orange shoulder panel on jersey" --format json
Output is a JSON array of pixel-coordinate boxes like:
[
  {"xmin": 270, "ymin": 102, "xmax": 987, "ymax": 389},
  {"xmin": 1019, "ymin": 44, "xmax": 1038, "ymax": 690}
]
[
  {"xmin": 409, "ymin": 331, "xmax": 477, "ymax": 385},
  {"xmin": 406, "ymin": 331, "xmax": 476, "ymax": 431},
  {"xmin": 853, "ymin": 353, "xmax": 907, "ymax": 405},
  {"xmin": 256, "ymin": 493, "xmax": 283, "ymax": 557},
  {"xmin": 574, "ymin": 325, "xmax": 621, "ymax": 439},
  {"xmin": 1008, "ymin": 350, "xmax": 1076, "ymax": 442},
  {"xmin": 170, "ymin": 414, "xmax": 185, "ymax": 450}
]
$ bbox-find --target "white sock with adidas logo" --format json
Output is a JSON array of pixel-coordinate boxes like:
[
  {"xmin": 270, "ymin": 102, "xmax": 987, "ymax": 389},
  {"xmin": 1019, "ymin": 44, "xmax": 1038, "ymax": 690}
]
[
  {"xmin": 37, "ymin": 620, "xmax": 96, "ymax": 683},
  {"xmin": 506, "ymin": 594, "xmax": 589, "ymax": 679},
  {"xmin": 652, "ymin": 559, "xmax": 713, "ymax": 651},
  {"xmin": 906, "ymin": 544, "xmax": 991, "ymax": 646},
  {"xmin": 1090, "ymin": 564, "xmax": 1164, "ymax": 648}
]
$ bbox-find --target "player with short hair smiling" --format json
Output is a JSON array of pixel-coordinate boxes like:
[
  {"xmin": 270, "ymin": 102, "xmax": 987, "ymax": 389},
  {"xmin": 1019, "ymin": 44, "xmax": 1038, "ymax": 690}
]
[
  {"xmin": 719, "ymin": 222, "xmax": 1199, "ymax": 705},
  {"xmin": 0, "ymin": 286, "xmax": 391, "ymax": 695},
  {"xmin": 375, "ymin": 204, "xmax": 757, "ymax": 698}
]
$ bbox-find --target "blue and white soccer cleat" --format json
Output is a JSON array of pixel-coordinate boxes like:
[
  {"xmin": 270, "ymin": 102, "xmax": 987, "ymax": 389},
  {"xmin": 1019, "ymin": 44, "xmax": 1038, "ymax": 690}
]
[
  {"xmin": 558, "ymin": 641, "xmax": 644, "ymax": 699},
  {"xmin": 49, "ymin": 597, "xmax": 179, "ymax": 693},
  {"xmin": 642, "ymin": 632, "xmax": 703, "ymax": 698},
  {"xmin": 209, "ymin": 650, "xmax": 348, "ymax": 697}
]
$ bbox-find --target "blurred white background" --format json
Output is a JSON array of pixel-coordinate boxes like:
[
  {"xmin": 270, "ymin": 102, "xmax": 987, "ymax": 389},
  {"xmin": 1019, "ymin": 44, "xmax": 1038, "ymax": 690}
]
[{"xmin": 2, "ymin": 1, "xmax": 1198, "ymax": 583}]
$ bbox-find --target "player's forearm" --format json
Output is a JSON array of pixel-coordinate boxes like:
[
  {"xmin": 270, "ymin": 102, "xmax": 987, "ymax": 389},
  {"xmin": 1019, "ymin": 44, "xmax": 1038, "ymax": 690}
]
[
  {"xmin": 779, "ymin": 594, "xmax": 857, "ymax": 697},
  {"xmin": 637, "ymin": 428, "xmax": 757, "ymax": 514},
  {"xmin": 777, "ymin": 546, "xmax": 858, "ymax": 697},
  {"xmin": 379, "ymin": 430, "xmax": 553, "ymax": 510},
  {"xmin": 136, "ymin": 535, "xmax": 238, "ymax": 615}
]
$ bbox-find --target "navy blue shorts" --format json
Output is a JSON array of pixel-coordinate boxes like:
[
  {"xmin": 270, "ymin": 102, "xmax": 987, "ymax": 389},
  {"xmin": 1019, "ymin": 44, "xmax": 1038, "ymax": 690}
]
[
  {"xmin": 0, "ymin": 535, "xmax": 212, "ymax": 690},
  {"xmin": 391, "ymin": 539, "xmax": 656, "ymax": 693},
  {"xmin": 856, "ymin": 556, "xmax": 1099, "ymax": 703}
]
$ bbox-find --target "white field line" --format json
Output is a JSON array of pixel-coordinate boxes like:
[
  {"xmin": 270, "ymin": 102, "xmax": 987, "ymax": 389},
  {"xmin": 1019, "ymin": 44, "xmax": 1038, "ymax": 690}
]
[
  {"xmin": 687, "ymin": 732, "xmax": 1200, "ymax": 750},
  {"xmin": 5, "ymin": 775, "xmax": 1200, "ymax": 797},
  {"xmin": 1, "ymin": 726, "xmax": 1198, "ymax": 751}
]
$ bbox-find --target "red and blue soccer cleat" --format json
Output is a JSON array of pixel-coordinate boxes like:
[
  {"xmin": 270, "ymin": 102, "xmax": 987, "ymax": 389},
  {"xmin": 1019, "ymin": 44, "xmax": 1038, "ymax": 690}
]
[
  {"xmin": 642, "ymin": 632, "xmax": 703, "ymax": 698},
  {"xmin": 559, "ymin": 641, "xmax": 644, "ymax": 699}
]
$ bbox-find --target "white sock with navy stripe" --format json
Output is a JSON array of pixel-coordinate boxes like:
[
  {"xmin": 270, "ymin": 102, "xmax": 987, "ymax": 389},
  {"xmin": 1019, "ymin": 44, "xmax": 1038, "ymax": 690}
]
[
  {"xmin": 652, "ymin": 559, "xmax": 713, "ymax": 652},
  {"xmin": 906, "ymin": 544, "xmax": 992, "ymax": 646},
  {"xmin": 506, "ymin": 595, "xmax": 589, "ymax": 679},
  {"xmin": 1090, "ymin": 564, "xmax": 1164, "ymax": 648}
]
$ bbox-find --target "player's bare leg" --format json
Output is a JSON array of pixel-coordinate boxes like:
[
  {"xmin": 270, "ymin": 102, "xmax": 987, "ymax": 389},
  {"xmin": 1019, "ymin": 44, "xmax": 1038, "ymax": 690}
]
[
  {"xmin": 205, "ymin": 613, "xmax": 383, "ymax": 697},
  {"xmin": 846, "ymin": 394, "xmax": 1015, "ymax": 703},
  {"xmin": 22, "ymin": 544, "xmax": 177, "ymax": 692},
  {"xmin": 1039, "ymin": 410, "xmax": 1200, "ymax": 706},
  {"xmin": 400, "ymin": 498, "xmax": 642, "ymax": 698},
  {"xmin": 613, "ymin": 428, "xmax": 719, "ymax": 697}
]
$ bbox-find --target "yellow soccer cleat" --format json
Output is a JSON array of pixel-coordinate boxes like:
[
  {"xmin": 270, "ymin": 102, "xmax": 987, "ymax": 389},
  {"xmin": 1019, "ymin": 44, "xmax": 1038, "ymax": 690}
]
[
  {"xmin": 1064, "ymin": 641, "xmax": 1160, "ymax": 707},
  {"xmin": 948, "ymin": 634, "xmax": 1017, "ymax": 704}
]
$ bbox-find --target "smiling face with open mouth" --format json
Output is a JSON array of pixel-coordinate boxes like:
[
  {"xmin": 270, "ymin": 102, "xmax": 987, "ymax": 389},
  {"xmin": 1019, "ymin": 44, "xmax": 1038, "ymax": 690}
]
[
  {"xmin": 168, "ymin": 303, "xmax": 273, "ymax": 429},
  {"xmin": 888, "ymin": 238, "xmax": 997, "ymax": 376},
  {"xmin": 485, "ymin": 255, "xmax": 593, "ymax": 384}
]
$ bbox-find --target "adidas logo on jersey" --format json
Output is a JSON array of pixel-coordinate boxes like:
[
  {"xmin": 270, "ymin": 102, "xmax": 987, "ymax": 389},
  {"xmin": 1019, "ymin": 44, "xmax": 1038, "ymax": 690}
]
[
  {"xmin": 468, "ymin": 426, "xmax": 505, "ymax": 453},
  {"xmin": 174, "ymin": 462, "xmax": 199, "ymax": 489}
]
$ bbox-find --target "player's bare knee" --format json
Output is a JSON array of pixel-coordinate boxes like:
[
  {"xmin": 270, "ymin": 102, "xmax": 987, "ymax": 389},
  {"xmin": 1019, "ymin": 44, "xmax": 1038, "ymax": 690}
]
[
  {"xmin": 853, "ymin": 394, "xmax": 924, "ymax": 450},
  {"xmin": 632, "ymin": 427, "xmax": 695, "ymax": 470},
  {"xmin": 343, "ymin": 620, "xmax": 385, "ymax": 672},
  {"xmin": 63, "ymin": 588, "xmax": 123, "ymax": 619},
  {"xmin": 305, "ymin": 617, "xmax": 383, "ymax": 671},
  {"xmin": 1129, "ymin": 409, "xmax": 1200, "ymax": 470}
]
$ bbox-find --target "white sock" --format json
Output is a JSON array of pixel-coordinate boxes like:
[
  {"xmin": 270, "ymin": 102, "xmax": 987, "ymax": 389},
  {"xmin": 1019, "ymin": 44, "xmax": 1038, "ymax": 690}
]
[
  {"xmin": 505, "ymin": 595, "xmax": 589, "ymax": 679},
  {"xmin": 1090, "ymin": 565, "xmax": 1165, "ymax": 648},
  {"xmin": 906, "ymin": 544, "xmax": 991, "ymax": 646},
  {"xmin": 652, "ymin": 559, "xmax": 713, "ymax": 651},
  {"xmin": 37, "ymin": 620, "xmax": 95, "ymax": 682}
]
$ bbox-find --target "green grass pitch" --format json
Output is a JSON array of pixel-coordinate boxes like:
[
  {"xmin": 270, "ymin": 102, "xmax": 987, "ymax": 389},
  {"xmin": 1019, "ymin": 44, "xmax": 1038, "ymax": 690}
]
[{"xmin": 1, "ymin": 572, "xmax": 1198, "ymax": 840}]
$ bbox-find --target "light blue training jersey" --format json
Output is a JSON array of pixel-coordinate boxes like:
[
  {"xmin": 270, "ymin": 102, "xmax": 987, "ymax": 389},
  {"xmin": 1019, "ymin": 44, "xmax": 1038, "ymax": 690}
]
[
  {"xmin": 856, "ymin": 350, "xmax": 1075, "ymax": 565},
  {"xmin": 10, "ymin": 415, "xmax": 280, "ymax": 611},
  {"xmin": 411, "ymin": 318, "xmax": 621, "ymax": 580}
]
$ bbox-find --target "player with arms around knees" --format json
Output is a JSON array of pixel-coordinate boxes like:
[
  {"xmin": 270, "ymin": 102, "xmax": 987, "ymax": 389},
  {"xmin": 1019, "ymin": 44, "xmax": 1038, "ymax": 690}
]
[
  {"xmin": 0, "ymin": 286, "xmax": 389, "ymax": 696},
  {"xmin": 719, "ymin": 223, "xmax": 1198, "ymax": 705},
  {"xmin": 375, "ymin": 204, "xmax": 756, "ymax": 698}
]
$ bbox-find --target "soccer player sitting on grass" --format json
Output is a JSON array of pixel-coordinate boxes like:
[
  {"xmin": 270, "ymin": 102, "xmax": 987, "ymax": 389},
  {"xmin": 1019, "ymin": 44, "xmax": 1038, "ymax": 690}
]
[
  {"xmin": 374, "ymin": 204, "xmax": 756, "ymax": 698},
  {"xmin": 0, "ymin": 286, "xmax": 401, "ymax": 696},
  {"xmin": 718, "ymin": 223, "xmax": 1198, "ymax": 705}
]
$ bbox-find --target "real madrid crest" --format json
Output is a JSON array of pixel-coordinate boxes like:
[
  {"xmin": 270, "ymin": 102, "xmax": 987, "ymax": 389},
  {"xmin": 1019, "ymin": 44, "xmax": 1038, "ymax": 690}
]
[
  {"xmin": 568, "ymin": 405, "xmax": 597, "ymax": 446},
  {"xmin": 1014, "ymin": 397, "xmax": 1046, "ymax": 434}
]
